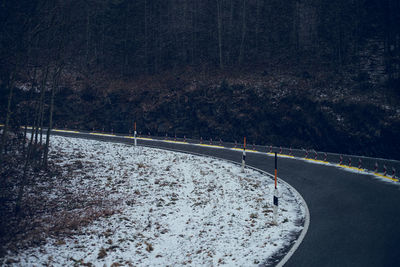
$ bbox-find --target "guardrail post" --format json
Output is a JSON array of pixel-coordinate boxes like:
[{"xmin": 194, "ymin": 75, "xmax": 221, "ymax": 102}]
[
  {"xmin": 384, "ymin": 164, "xmax": 387, "ymax": 176},
  {"xmin": 253, "ymin": 143, "xmax": 256, "ymax": 151},
  {"xmin": 270, "ymin": 145, "xmax": 272, "ymax": 153},
  {"xmin": 184, "ymin": 135, "xmax": 187, "ymax": 142},
  {"xmin": 358, "ymin": 159, "xmax": 362, "ymax": 169},
  {"xmin": 289, "ymin": 146, "xmax": 293, "ymax": 156},
  {"xmin": 339, "ymin": 155, "xmax": 343, "ymax": 165},
  {"xmin": 241, "ymin": 137, "xmax": 246, "ymax": 173},
  {"xmin": 314, "ymin": 150, "xmax": 317, "ymax": 160},
  {"xmin": 200, "ymin": 137, "xmax": 203, "ymax": 144},
  {"xmin": 280, "ymin": 146, "xmax": 282, "ymax": 154},
  {"xmin": 374, "ymin": 162, "xmax": 378, "ymax": 173},
  {"xmin": 392, "ymin": 167, "xmax": 396, "ymax": 178},
  {"xmin": 348, "ymin": 158, "xmax": 352, "ymax": 167},
  {"xmin": 219, "ymin": 139, "xmax": 222, "ymax": 146},
  {"xmin": 134, "ymin": 122, "xmax": 137, "ymax": 147},
  {"xmin": 324, "ymin": 152, "xmax": 327, "ymax": 161},
  {"xmin": 273, "ymin": 152, "xmax": 279, "ymax": 225}
]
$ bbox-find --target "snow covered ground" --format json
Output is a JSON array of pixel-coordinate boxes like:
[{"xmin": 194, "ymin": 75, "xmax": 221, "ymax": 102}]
[{"xmin": 2, "ymin": 136, "xmax": 306, "ymax": 266}]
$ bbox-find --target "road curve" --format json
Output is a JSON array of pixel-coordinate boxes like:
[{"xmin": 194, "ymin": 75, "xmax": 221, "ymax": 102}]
[{"xmin": 53, "ymin": 131, "xmax": 400, "ymax": 266}]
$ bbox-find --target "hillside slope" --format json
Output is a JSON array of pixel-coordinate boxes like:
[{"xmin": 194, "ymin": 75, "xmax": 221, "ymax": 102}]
[{"xmin": 6, "ymin": 65, "xmax": 396, "ymax": 160}]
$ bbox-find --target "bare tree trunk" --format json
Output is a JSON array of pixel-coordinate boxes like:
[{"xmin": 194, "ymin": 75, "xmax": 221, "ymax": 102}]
[
  {"xmin": 216, "ymin": 0, "xmax": 224, "ymax": 69},
  {"xmin": 33, "ymin": 66, "xmax": 49, "ymax": 166},
  {"xmin": 191, "ymin": 0, "xmax": 196, "ymax": 65},
  {"xmin": 227, "ymin": 0, "xmax": 234, "ymax": 65},
  {"xmin": 0, "ymin": 70, "xmax": 16, "ymax": 164},
  {"xmin": 144, "ymin": 0, "xmax": 148, "ymax": 73},
  {"xmin": 238, "ymin": 0, "xmax": 247, "ymax": 65},
  {"xmin": 86, "ymin": 4, "xmax": 90, "ymax": 70},
  {"xmin": 255, "ymin": 0, "xmax": 260, "ymax": 55},
  {"xmin": 43, "ymin": 67, "xmax": 62, "ymax": 168},
  {"xmin": 23, "ymin": 68, "xmax": 37, "ymax": 154}
]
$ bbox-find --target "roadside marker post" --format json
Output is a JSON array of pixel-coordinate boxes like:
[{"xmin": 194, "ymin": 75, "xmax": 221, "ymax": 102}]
[
  {"xmin": 384, "ymin": 164, "xmax": 387, "ymax": 176},
  {"xmin": 358, "ymin": 159, "xmax": 362, "ymax": 169},
  {"xmin": 134, "ymin": 122, "xmax": 137, "ymax": 147},
  {"xmin": 273, "ymin": 152, "xmax": 279, "ymax": 225},
  {"xmin": 392, "ymin": 167, "xmax": 396, "ymax": 178},
  {"xmin": 241, "ymin": 137, "xmax": 246, "ymax": 173},
  {"xmin": 339, "ymin": 155, "xmax": 343, "ymax": 165},
  {"xmin": 375, "ymin": 162, "xmax": 378, "ymax": 173}
]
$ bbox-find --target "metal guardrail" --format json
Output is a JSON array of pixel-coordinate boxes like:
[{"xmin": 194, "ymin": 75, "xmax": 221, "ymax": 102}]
[
  {"xmin": 2, "ymin": 124, "xmax": 398, "ymax": 181},
  {"xmin": 130, "ymin": 132, "xmax": 399, "ymax": 181}
]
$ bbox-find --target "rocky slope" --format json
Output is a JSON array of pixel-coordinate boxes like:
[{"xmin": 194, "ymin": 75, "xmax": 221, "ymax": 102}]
[{"xmin": 3, "ymin": 65, "xmax": 400, "ymax": 160}]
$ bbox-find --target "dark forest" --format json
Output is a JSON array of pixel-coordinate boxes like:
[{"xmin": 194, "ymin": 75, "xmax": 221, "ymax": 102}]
[{"xmin": 1, "ymin": 0, "xmax": 400, "ymax": 158}]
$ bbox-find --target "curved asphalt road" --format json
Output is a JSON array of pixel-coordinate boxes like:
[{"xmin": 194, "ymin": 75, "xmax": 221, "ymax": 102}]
[{"xmin": 54, "ymin": 131, "xmax": 400, "ymax": 266}]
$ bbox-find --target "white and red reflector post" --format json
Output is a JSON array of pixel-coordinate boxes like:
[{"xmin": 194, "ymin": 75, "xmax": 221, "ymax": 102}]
[
  {"xmin": 134, "ymin": 122, "xmax": 137, "ymax": 147},
  {"xmin": 273, "ymin": 152, "xmax": 279, "ymax": 224},
  {"xmin": 241, "ymin": 137, "xmax": 246, "ymax": 173}
]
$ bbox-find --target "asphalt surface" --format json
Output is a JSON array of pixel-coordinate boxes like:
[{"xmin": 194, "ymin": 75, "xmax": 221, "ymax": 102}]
[{"xmin": 53, "ymin": 131, "xmax": 400, "ymax": 266}]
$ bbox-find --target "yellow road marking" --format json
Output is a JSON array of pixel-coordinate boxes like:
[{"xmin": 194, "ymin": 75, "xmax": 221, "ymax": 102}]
[
  {"xmin": 125, "ymin": 136, "xmax": 153, "ymax": 141},
  {"xmin": 336, "ymin": 164, "xmax": 398, "ymax": 182},
  {"xmin": 138, "ymin": 137, "xmax": 153, "ymax": 141},
  {"xmin": 231, "ymin": 147, "xmax": 258, "ymax": 152},
  {"xmin": 164, "ymin": 140, "xmax": 188, "ymax": 144},
  {"xmin": 90, "ymin": 133, "xmax": 116, "ymax": 137},
  {"xmin": 373, "ymin": 173, "xmax": 399, "ymax": 182},
  {"xmin": 337, "ymin": 164, "xmax": 364, "ymax": 172},
  {"xmin": 54, "ymin": 129, "xmax": 80, "ymax": 133},
  {"xmin": 306, "ymin": 158, "xmax": 329, "ymax": 164},
  {"xmin": 199, "ymin": 144, "xmax": 225, "ymax": 148},
  {"xmin": 280, "ymin": 154, "xmax": 295, "ymax": 158},
  {"xmin": 266, "ymin": 152, "xmax": 294, "ymax": 158}
]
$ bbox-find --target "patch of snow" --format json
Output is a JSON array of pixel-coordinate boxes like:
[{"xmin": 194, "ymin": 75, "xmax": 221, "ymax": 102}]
[{"xmin": 2, "ymin": 136, "xmax": 305, "ymax": 266}]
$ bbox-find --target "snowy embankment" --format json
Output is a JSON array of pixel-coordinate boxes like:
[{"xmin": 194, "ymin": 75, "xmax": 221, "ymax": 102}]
[{"xmin": 3, "ymin": 136, "xmax": 305, "ymax": 266}]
